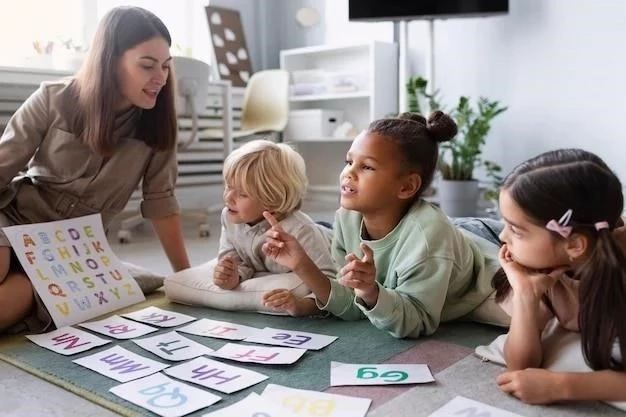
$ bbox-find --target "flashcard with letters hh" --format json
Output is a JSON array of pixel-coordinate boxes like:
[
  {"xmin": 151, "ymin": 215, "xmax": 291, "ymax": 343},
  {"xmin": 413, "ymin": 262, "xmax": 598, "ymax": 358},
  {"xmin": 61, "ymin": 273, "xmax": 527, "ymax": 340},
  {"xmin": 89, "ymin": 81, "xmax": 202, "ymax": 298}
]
[
  {"xmin": 79, "ymin": 315, "xmax": 158, "ymax": 339},
  {"xmin": 261, "ymin": 384, "xmax": 371, "ymax": 417},
  {"xmin": 209, "ymin": 342, "xmax": 306, "ymax": 365},
  {"xmin": 164, "ymin": 356, "xmax": 268, "ymax": 394},
  {"xmin": 122, "ymin": 306, "xmax": 196, "ymax": 328},
  {"xmin": 26, "ymin": 326, "xmax": 111, "ymax": 355},
  {"xmin": 202, "ymin": 392, "xmax": 297, "ymax": 417},
  {"xmin": 330, "ymin": 361, "xmax": 434, "ymax": 386},
  {"xmin": 73, "ymin": 345, "xmax": 169, "ymax": 382},
  {"xmin": 177, "ymin": 318, "xmax": 259, "ymax": 341},
  {"xmin": 428, "ymin": 396, "xmax": 524, "ymax": 417},
  {"xmin": 244, "ymin": 327, "xmax": 337, "ymax": 350},
  {"xmin": 133, "ymin": 331, "xmax": 214, "ymax": 361},
  {"xmin": 110, "ymin": 373, "xmax": 221, "ymax": 417},
  {"xmin": 2, "ymin": 214, "xmax": 144, "ymax": 328}
]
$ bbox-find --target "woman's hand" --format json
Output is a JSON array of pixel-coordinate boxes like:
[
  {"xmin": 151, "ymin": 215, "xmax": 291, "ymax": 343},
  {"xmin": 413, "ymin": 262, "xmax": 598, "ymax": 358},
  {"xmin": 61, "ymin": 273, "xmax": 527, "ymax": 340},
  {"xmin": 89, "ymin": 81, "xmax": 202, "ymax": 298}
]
[{"xmin": 262, "ymin": 211, "xmax": 308, "ymax": 271}]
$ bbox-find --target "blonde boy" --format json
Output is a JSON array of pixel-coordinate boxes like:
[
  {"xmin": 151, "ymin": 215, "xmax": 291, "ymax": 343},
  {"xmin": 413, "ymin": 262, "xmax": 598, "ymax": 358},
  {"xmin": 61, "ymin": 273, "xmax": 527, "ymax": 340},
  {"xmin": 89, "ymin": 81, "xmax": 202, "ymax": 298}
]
[{"xmin": 214, "ymin": 139, "xmax": 335, "ymax": 316}]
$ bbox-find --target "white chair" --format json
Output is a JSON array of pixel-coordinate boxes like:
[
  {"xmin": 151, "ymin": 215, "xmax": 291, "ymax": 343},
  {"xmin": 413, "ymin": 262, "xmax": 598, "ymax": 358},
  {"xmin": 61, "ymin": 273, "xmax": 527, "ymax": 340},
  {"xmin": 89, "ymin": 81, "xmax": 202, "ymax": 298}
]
[{"xmin": 116, "ymin": 57, "xmax": 211, "ymax": 243}]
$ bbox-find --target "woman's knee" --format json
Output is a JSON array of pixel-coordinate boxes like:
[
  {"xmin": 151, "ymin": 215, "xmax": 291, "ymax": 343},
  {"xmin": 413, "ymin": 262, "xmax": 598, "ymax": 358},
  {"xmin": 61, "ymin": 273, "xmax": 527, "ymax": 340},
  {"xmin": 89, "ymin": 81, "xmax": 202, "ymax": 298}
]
[
  {"xmin": 0, "ymin": 246, "xmax": 11, "ymax": 283},
  {"xmin": 0, "ymin": 273, "xmax": 34, "ymax": 330}
]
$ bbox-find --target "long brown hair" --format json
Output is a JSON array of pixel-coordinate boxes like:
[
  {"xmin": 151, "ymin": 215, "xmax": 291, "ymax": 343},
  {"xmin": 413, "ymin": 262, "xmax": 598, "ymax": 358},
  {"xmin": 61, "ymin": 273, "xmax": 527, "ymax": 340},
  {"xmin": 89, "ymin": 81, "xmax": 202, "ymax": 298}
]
[
  {"xmin": 367, "ymin": 110, "xmax": 457, "ymax": 202},
  {"xmin": 493, "ymin": 148, "xmax": 626, "ymax": 370},
  {"xmin": 67, "ymin": 6, "xmax": 177, "ymax": 155}
]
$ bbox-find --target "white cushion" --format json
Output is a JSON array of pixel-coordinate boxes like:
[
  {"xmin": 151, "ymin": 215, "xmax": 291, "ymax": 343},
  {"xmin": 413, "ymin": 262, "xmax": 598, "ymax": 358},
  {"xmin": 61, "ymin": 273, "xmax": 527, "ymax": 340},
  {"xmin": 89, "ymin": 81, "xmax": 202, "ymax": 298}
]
[{"xmin": 163, "ymin": 259, "xmax": 311, "ymax": 313}]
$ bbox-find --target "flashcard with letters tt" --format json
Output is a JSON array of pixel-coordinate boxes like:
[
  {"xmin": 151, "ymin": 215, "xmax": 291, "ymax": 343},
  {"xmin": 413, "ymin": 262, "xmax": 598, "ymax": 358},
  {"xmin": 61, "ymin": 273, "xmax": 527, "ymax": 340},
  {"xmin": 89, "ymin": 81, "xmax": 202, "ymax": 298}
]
[
  {"xmin": 2, "ymin": 214, "xmax": 145, "ymax": 328},
  {"xmin": 110, "ymin": 372, "xmax": 221, "ymax": 417},
  {"xmin": 26, "ymin": 326, "xmax": 111, "ymax": 355},
  {"xmin": 133, "ymin": 331, "xmax": 214, "ymax": 361}
]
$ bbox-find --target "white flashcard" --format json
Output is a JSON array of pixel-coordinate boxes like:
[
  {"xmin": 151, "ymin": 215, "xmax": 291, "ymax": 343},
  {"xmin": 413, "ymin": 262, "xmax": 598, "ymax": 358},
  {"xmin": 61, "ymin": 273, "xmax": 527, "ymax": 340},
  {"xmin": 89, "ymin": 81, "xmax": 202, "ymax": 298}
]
[
  {"xmin": 133, "ymin": 331, "xmax": 214, "ymax": 361},
  {"xmin": 428, "ymin": 396, "xmax": 525, "ymax": 417},
  {"xmin": 110, "ymin": 372, "xmax": 221, "ymax": 417},
  {"xmin": 79, "ymin": 315, "xmax": 158, "ymax": 339},
  {"xmin": 209, "ymin": 342, "xmax": 306, "ymax": 365},
  {"xmin": 202, "ymin": 392, "xmax": 297, "ymax": 417},
  {"xmin": 177, "ymin": 318, "xmax": 259, "ymax": 341},
  {"xmin": 73, "ymin": 345, "xmax": 169, "ymax": 382},
  {"xmin": 261, "ymin": 384, "xmax": 371, "ymax": 417},
  {"xmin": 122, "ymin": 306, "xmax": 196, "ymax": 328},
  {"xmin": 2, "ymin": 214, "xmax": 145, "ymax": 328},
  {"xmin": 164, "ymin": 356, "xmax": 267, "ymax": 394},
  {"xmin": 330, "ymin": 362, "xmax": 434, "ymax": 386},
  {"xmin": 244, "ymin": 327, "xmax": 337, "ymax": 351},
  {"xmin": 26, "ymin": 326, "xmax": 111, "ymax": 355}
]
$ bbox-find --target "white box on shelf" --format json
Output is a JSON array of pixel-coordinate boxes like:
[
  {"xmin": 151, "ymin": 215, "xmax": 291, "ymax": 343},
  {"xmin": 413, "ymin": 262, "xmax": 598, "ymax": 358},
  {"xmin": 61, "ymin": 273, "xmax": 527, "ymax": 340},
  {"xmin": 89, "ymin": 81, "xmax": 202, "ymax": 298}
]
[{"xmin": 284, "ymin": 109, "xmax": 344, "ymax": 141}]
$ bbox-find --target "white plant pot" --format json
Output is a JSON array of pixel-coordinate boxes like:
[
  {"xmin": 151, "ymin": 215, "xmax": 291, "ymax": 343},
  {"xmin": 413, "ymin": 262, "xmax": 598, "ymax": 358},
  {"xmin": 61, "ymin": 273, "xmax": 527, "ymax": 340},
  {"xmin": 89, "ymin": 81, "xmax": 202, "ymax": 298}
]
[{"xmin": 438, "ymin": 180, "xmax": 480, "ymax": 217}]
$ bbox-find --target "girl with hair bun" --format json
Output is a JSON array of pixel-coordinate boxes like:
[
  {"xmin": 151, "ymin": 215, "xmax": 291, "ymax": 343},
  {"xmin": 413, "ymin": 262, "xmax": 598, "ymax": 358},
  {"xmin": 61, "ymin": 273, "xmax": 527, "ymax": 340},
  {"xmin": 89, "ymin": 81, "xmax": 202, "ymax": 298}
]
[{"xmin": 262, "ymin": 111, "xmax": 499, "ymax": 338}]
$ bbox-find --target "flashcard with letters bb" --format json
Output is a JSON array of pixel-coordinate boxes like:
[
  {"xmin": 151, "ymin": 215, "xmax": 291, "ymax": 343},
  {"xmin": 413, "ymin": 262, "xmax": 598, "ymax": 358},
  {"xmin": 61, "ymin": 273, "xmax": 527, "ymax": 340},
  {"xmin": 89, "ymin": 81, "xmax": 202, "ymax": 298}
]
[
  {"xmin": 110, "ymin": 372, "xmax": 221, "ymax": 417},
  {"xmin": 428, "ymin": 396, "xmax": 524, "ymax": 417},
  {"xmin": 26, "ymin": 326, "xmax": 111, "ymax": 355},
  {"xmin": 177, "ymin": 318, "xmax": 259, "ymax": 341},
  {"xmin": 133, "ymin": 331, "xmax": 214, "ymax": 361},
  {"xmin": 202, "ymin": 392, "xmax": 298, "ymax": 417},
  {"xmin": 122, "ymin": 306, "xmax": 196, "ymax": 328},
  {"xmin": 261, "ymin": 384, "xmax": 372, "ymax": 417},
  {"xmin": 330, "ymin": 361, "xmax": 434, "ymax": 386},
  {"xmin": 79, "ymin": 315, "xmax": 158, "ymax": 339},
  {"xmin": 244, "ymin": 327, "xmax": 337, "ymax": 350},
  {"xmin": 164, "ymin": 356, "xmax": 268, "ymax": 394},
  {"xmin": 208, "ymin": 342, "xmax": 306, "ymax": 365},
  {"xmin": 2, "ymin": 214, "xmax": 145, "ymax": 328},
  {"xmin": 73, "ymin": 345, "xmax": 170, "ymax": 382}
]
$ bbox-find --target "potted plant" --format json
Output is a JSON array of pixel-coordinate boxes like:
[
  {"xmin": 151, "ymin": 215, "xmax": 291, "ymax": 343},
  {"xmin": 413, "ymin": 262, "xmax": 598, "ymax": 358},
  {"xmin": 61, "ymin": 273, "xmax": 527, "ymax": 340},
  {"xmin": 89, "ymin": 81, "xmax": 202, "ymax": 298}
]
[{"xmin": 406, "ymin": 76, "xmax": 507, "ymax": 217}]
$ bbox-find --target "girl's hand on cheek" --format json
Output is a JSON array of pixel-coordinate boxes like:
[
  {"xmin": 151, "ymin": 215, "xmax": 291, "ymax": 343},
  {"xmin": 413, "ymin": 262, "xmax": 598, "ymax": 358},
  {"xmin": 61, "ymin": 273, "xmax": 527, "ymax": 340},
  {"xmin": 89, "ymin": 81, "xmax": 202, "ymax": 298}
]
[{"xmin": 499, "ymin": 244, "xmax": 562, "ymax": 300}]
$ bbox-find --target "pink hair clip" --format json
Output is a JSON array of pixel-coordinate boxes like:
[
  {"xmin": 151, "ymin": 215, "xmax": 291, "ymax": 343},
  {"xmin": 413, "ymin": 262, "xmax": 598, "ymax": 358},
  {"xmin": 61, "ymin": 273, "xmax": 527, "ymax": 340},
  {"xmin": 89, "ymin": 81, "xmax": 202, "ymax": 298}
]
[
  {"xmin": 594, "ymin": 221, "xmax": 609, "ymax": 231},
  {"xmin": 546, "ymin": 208, "xmax": 573, "ymax": 238}
]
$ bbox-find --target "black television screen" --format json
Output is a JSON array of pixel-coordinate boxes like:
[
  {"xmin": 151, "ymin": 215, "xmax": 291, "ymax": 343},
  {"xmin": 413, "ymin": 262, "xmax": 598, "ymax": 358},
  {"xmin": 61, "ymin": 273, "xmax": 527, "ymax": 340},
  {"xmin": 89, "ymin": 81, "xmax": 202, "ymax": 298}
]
[{"xmin": 348, "ymin": 0, "xmax": 509, "ymax": 21}]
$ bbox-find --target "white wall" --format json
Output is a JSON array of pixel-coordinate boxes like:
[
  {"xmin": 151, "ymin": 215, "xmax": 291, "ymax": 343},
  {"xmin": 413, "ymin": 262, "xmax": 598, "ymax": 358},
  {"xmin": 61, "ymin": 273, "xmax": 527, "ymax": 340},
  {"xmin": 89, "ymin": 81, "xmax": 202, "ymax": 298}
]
[{"xmin": 406, "ymin": 0, "xmax": 626, "ymax": 180}]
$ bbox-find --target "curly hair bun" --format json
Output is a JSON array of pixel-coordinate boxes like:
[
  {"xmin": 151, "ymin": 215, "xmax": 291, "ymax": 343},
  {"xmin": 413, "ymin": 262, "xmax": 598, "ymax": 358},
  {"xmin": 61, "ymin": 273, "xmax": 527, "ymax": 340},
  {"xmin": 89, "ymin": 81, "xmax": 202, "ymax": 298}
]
[
  {"xmin": 397, "ymin": 112, "xmax": 427, "ymax": 125},
  {"xmin": 426, "ymin": 110, "xmax": 458, "ymax": 143}
]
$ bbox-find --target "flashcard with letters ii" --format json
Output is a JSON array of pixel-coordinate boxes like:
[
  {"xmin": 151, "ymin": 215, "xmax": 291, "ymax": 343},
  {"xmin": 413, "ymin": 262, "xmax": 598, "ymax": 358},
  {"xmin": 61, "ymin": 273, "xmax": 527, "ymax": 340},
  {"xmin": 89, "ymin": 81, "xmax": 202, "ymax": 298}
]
[{"xmin": 2, "ymin": 214, "xmax": 145, "ymax": 328}]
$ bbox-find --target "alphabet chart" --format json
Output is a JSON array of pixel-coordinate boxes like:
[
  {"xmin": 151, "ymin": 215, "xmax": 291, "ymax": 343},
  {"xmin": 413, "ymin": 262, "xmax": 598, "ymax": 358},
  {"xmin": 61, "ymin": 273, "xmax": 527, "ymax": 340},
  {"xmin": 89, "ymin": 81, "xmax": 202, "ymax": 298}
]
[
  {"xmin": 330, "ymin": 362, "xmax": 434, "ymax": 386},
  {"xmin": 209, "ymin": 342, "xmax": 307, "ymax": 365},
  {"xmin": 73, "ymin": 345, "xmax": 170, "ymax": 382},
  {"xmin": 79, "ymin": 315, "xmax": 158, "ymax": 339},
  {"xmin": 164, "ymin": 356, "xmax": 268, "ymax": 394},
  {"xmin": 132, "ymin": 331, "xmax": 215, "ymax": 361},
  {"xmin": 122, "ymin": 306, "xmax": 197, "ymax": 328},
  {"xmin": 428, "ymin": 396, "xmax": 524, "ymax": 417},
  {"xmin": 261, "ymin": 384, "xmax": 372, "ymax": 417},
  {"xmin": 243, "ymin": 327, "xmax": 337, "ymax": 350},
  {"xmin": 2, "ymin": 214, "xmax": 145, "ymax": 328},
  {"xmin": 26, "ymin": 326, "xmax": 111, "ymax": 355}
]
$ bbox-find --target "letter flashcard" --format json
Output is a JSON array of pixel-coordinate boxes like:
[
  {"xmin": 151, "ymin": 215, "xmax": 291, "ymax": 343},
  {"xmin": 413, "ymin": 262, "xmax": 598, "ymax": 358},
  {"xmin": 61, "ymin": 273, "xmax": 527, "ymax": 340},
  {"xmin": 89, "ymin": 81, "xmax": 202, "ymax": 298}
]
[
  {"xmin": 73, "ymin": 345, "xmax": 169, "ymax": 382},
  {"xmin": 133, "ymin": 331, "xmax": 214, "ymax": 361},
  {"xmin": 26, "ymin": 326, "xmax": 111, "ymax": 355},
  {"xmin": 209, "ymin": 342, "xmax": 306, "ymax": 365},
  {"xmin": 244, "ymin": 327, "xmax": 337, "ymax": 350},
  {"xmin": 330, "ymin": 362, "xmax": 434, "ymax": 386},
  {"xmin": 428, "ymin": 396, "xmax": 524, "ymax": 417},
  {"xmin": 202, "ymin": 392, "xmax": 298, "ymax": 417},
  {"xmin": 79, "ymin": 315, "xmax": 158, "ymax": 339},
  {"xmin": 122, "ymin": 306, "xmax": 196, "ymax": 327}
]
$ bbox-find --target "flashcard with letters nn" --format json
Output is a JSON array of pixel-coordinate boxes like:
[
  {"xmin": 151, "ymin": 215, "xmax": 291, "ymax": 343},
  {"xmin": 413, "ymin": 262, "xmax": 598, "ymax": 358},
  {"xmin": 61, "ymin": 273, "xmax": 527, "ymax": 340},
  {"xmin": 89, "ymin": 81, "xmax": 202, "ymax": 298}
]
[
  {"xmin": 202, "ymin": 392, "xmax": 298, "ymax": 417},
  {"xmin": 330, "ymin": 362, "xmax": 434, "ymax": 386},
  {"xmin": 177, "ymin": 318, "xmax": 259, "ymax": 341},
  {"xmin": 244, "ymin": 327, "xmax": 337, "ymax": 350},
  {"xmin": 73, "ymin": 345, "xmax": 169, "ymax": 382},
  {"xmin": 428, "ymin": 396, "xmax": 524, "ymax": 417},
  {"xmin": 164, "ymin": 356, "xmax": 268, "ymax": 394},
  {"xmin": 2, "ymin": 214, "xmax": 145, "ymax": 328},
  {"xmin": 110, "ymin": 372, "xmax": 221, "ymax": 417},
  {"xmin": 209, "ymin": 342, "xmax": 306, "ymax": 365},
  {"xmin": 261, "ymin": 384, "xmax": 372, "ymax": 417},
  {"xmin": 79, "ymin": 315, "xmax": 158, "ymax": 339},
  {"xmin": 26, "ymin": 326, "xmax": 111, "ymax": 355},
  {"xmin": 133, "ymin": 331, "xmax": 214, "ymax": 361},
  {"xmin": 122, "ymin": 306, "xmax": 196, "ymax": 328}
]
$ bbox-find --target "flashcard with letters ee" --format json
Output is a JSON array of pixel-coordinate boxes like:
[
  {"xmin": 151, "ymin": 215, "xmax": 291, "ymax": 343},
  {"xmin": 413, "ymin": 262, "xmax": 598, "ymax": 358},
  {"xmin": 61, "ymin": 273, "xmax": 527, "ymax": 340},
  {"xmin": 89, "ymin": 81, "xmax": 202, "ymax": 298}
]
[{"xmin": 244, "ymin": 327, "xmax": 337, "ymax": 350}]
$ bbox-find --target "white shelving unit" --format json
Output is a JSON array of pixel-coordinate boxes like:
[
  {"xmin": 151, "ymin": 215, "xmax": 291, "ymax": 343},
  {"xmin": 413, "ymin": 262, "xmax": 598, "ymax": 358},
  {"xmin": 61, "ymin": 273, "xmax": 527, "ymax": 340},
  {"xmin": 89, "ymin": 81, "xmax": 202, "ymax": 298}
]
[{"xmin": 280, "ymin": 42, "xmax": 398, "ymax": 200}]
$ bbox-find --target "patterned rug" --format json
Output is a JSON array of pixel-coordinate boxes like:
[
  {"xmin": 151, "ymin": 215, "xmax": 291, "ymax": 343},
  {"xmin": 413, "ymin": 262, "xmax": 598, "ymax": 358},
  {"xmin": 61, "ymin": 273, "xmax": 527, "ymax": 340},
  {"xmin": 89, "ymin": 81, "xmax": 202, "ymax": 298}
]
[{"xmin": 0, "ymin": 293, "xmax": 621, "ymax": 416}]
